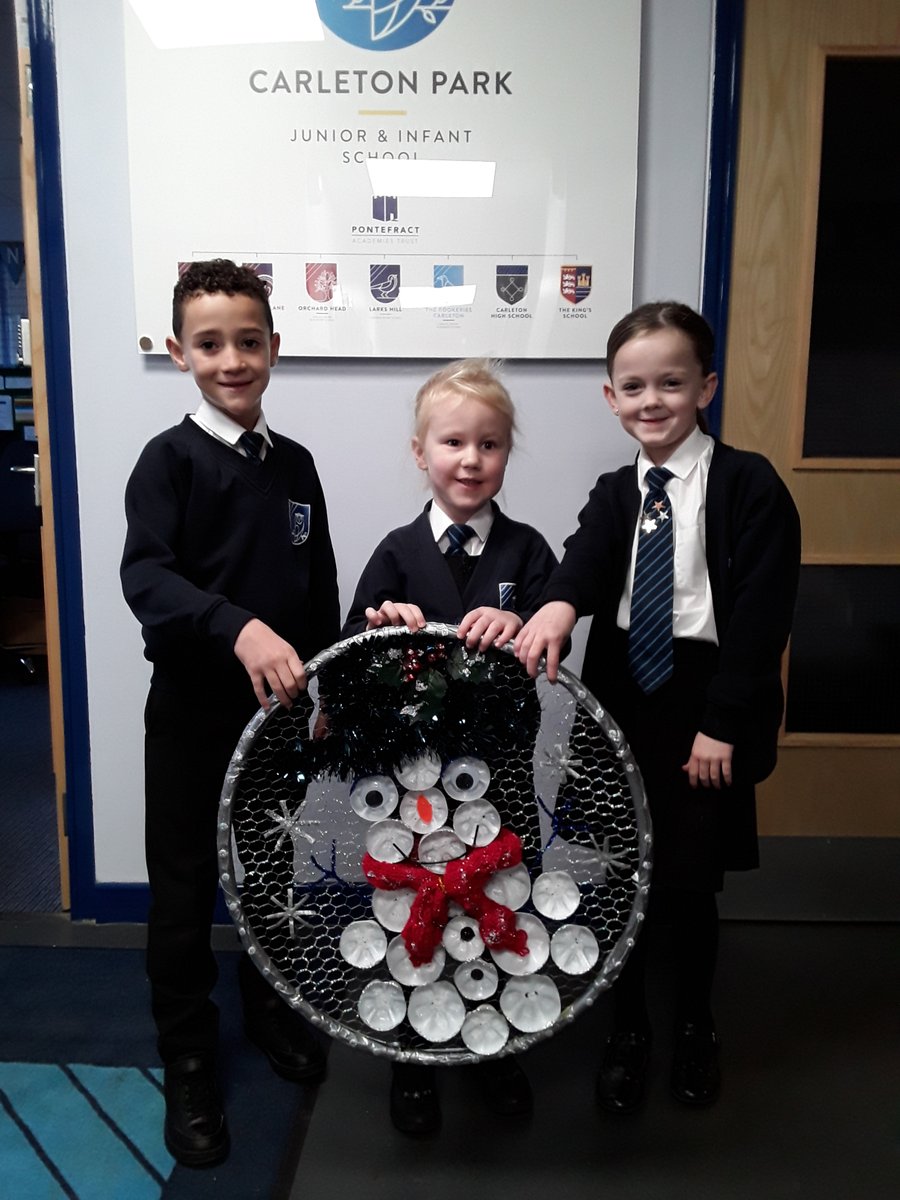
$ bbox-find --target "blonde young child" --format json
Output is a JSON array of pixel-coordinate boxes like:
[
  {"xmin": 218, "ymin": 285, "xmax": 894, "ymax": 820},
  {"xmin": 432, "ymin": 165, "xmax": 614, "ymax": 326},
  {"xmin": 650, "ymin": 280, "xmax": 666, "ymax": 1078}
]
[
  {"xmin": 344, "ymin": 358, "xmax": 557, "ymax": 1133},
  {"xmin": 516, "ymin": 302, "xmax": 800, "ymax": 1114}
]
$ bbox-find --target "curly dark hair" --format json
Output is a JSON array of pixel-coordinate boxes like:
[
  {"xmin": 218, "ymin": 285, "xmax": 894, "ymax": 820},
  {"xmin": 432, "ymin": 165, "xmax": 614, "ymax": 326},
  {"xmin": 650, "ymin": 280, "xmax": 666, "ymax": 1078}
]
[{"xmin": 172, "ymin": 259, "xmax": 274, "ymax": 338}]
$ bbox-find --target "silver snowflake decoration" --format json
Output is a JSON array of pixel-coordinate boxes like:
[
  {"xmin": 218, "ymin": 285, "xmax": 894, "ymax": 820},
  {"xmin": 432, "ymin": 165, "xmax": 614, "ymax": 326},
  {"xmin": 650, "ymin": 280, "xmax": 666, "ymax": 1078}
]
[
  {"xmin": 263, "ymin": 799, "xmax": 319, "ymax": 852},
  {"xmin": 538, "ymin": 741, "xmax": 586, "ymax": 783},
  {"xmin": 586, "ymin": 833, "xmax": 632, "ymax": 883},
  {"xmin": 266, "ymin": 886, "xmax": 315, "ymax": 939}
]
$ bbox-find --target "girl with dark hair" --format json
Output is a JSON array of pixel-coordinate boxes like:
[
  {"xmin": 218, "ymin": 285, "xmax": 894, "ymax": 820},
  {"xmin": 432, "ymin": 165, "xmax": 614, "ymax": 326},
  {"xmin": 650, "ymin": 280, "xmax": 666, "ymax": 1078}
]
[{"xmin": 515, "ymin": 302, "xmax": 800, "ymax": 1113}]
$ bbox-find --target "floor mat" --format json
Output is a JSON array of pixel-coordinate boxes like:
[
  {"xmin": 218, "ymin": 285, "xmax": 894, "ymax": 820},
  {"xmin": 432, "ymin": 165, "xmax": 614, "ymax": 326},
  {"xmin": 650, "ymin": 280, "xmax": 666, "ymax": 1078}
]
[
  {"xmin": 0, "ymin": 944, "xmax": 321, "ymax": 1199},
  {"xmin": 0, "ymin": 1062, "xmax": 171, "ymax": 1198}
]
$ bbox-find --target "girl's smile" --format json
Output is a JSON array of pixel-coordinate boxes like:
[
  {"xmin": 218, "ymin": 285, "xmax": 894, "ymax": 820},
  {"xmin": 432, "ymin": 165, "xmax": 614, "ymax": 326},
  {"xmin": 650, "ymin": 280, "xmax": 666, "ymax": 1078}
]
[
  {"xmin": 604, "ymin": 328, "xmax": 717, "ymax": 465},
  {"xmin": 412, "ymin": 394, "xmax": 510, "ymax": 523}
]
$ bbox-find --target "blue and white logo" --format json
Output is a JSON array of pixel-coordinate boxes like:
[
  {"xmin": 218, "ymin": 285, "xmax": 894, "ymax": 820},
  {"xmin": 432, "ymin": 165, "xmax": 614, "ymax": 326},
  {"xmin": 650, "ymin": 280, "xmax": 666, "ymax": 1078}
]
[
  {"xmin": 289, "ymin": 501, "xmax": 311, "ymax": 546},
  {"xmin": 316, "ymin": 1, "xmax": 456, "ymax": 51},
  {"xmin": 434, "ymin": 264, "xmax": 463, "ymax": 289}
]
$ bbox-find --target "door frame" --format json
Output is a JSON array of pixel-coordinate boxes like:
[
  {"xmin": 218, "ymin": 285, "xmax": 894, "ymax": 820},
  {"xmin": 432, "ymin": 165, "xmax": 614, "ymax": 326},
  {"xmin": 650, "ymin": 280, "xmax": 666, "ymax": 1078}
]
[{"xmin": 25, "ymin": 0, "xmax": 95, "ymax": 918}]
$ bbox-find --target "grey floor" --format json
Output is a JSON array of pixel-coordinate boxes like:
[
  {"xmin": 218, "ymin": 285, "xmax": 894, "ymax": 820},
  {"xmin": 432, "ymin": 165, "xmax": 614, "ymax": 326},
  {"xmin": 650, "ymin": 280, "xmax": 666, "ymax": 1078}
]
[
  {"xmin": 2, "ymin": 916, "xmax": 895, "ymax": 1199},
  {"xmin": 289, "ymin": 920, "xmax": 898, "ymax": 1200}
]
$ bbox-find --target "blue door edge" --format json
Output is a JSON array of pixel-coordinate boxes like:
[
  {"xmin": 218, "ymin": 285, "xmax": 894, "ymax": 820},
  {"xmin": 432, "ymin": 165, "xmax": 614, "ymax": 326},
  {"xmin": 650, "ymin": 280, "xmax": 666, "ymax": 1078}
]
[
  {"xmin": 702, "ymin": 0, "xmax": 744, "ymax": 437},
  {"xmin": 27, "ymin": 0, "xmax": 96, "ymax": 920}
]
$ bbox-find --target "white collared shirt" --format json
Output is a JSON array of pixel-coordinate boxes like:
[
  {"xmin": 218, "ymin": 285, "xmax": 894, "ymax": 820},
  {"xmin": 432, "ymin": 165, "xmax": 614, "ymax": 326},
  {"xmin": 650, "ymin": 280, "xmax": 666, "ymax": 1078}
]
[
  {"xmin": 191, "ymin": 397, "xmax": 272, "ymax": 461},
  {"xmin": 617, "ymin": 425, "xmax": 718, "ymax": 644},
  {"xmin": 428, "ymin": 499, "xmax": 494, "ymax": 556}
]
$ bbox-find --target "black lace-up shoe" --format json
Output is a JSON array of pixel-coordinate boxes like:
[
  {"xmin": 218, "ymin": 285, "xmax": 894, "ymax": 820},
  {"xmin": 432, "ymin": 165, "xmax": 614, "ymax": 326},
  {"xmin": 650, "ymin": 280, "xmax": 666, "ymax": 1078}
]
[
  {"xmin": 163, "ymin": 1056, "xmax": 229, "ymax": 1168},
  {"xmin": 390, "ymin": 1063, "xmax": 440, "ymax": 1135},
  {"xmin": 671, "ymin": 1022, "xmax": 720, "ymax": 1106},
  {"xmin": 244, "ymin": 1001, "xmax": 327, "ymax": 1083},
  {"xmin": 595, "ymin": 1030, "xmax": 652, "ymax": 1114}
]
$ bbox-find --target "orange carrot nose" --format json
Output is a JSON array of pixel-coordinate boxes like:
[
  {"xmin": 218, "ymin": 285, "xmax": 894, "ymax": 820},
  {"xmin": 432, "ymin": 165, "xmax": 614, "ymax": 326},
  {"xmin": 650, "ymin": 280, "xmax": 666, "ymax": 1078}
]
[{"xmin": 416, "ymin": 792, "xmax": 434, "ymax": 824}]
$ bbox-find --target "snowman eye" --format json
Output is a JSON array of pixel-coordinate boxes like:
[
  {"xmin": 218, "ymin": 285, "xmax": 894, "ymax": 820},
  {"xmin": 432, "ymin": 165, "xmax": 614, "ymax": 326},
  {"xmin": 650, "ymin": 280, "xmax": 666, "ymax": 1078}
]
[
  {"xmin": 441, "ymin": 757, "xmax": 490, "ymax": 801},
  {"xmin": 350, "ymin": 775, "xmax": 399, "ymax": 821}
]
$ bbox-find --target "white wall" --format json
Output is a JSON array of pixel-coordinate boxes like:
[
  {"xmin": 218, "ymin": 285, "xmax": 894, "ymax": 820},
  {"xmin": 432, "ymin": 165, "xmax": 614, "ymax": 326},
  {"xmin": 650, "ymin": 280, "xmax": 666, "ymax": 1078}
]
[{"xmin": 52, "ymin": 0, "xmax": 713, "ymax": 885}]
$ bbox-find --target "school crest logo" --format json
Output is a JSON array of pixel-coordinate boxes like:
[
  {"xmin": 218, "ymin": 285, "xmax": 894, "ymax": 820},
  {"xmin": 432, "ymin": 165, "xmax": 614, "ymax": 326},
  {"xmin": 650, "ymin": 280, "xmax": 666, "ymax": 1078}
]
[
  {"xmin": 499, "ymin": 582, "xmax": 516, "ymax": 611},
  {"xmin": 373, "ymin": 195, "xmax": 399, "ymax": 222},
  {"xmin": 434, "ymin": 264, "xmax": 464, "ymax": 289},
  {"xmin": 306, "ymin": 263, "xmax": 338, "ymax": 302},
  {"xmin": 496, "ymin": 265, "xmax": 528, "ymax": 305},
  {"xmin": 560, "ymin": 265, "xmax": 592, "ymax": 305},
  {"xmin": 316, "ymin": 0, "xmax": 457, "ymax": 51},
  {"xmin": 370, "ymin": 264, "xmax": 400, "ymax": 304},
  {"xmin": 243, "ymin": 262, "xmax": 274, "ymax": 296},
  {"xmin": 289, "ymin": 501, "xmax": 311, "ymax": 546}
]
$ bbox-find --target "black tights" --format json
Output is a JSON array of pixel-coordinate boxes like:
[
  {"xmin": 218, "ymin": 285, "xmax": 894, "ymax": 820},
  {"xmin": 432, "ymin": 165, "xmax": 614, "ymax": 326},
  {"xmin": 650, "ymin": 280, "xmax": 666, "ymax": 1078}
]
[{"xmin": 612, "ymin": 886, "xmax": 719, "ymax": 1033}]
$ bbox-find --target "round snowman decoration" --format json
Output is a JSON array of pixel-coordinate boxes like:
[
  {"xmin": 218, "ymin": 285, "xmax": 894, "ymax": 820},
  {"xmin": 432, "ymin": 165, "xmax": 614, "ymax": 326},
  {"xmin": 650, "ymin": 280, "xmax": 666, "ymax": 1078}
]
[{"xmin": 219, "ymin": 626, "xmax": 651, "ymax": 1064}]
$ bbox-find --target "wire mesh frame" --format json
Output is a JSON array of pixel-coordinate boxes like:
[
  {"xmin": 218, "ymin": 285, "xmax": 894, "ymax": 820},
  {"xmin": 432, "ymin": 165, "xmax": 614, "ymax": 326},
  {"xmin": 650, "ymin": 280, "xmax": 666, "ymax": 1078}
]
[{"xmin": 218, "ymin": 624, "xmax": 652, "ymax": 1065}]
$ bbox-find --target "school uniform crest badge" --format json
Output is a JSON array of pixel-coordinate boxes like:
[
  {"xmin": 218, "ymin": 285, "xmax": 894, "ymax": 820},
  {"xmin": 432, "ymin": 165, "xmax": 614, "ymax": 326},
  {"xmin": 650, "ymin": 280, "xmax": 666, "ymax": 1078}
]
[
  {"xmin": 289, "ymin": 500, "xmax": 311, "ymax": 545},
  {"xmin": 499, "ymin": 582, "xmax": 516, "ymax": 610}
]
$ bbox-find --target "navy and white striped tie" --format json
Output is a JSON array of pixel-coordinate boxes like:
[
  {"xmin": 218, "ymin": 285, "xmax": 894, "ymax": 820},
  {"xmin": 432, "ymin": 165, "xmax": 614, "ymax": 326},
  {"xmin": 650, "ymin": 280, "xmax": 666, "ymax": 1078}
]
[
  {"xmin": 628, "ymin": 466, "xmax": 675, "ymax": 693},
  {"xmin": 238, "ymin": 430, "xmax": 265, "ymax": 464},
  {"xmin": 445, "ymin": 523, "xmax": 476, "ymax": 557}
]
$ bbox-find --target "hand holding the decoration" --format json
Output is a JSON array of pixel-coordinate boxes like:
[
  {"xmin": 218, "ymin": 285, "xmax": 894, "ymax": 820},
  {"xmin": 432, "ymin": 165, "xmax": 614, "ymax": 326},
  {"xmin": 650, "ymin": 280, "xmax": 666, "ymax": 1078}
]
[
  {"xmin": 234, "ymin": 618, "xmax": 307, "ymax": 710},
  {"xmin": 457, "ymin": 606, "xmax": 523, "ymax": 651},
  {"xmin": 364, "ymin": 601, "xmax": 427, "ymax": 632},
  {"xmin": 683, "ymin": 732, "xmax": 733, "ymax": 789},
  {"xmin": 514, "ymin": 601, "xmax": 577, "ymax": 682}
]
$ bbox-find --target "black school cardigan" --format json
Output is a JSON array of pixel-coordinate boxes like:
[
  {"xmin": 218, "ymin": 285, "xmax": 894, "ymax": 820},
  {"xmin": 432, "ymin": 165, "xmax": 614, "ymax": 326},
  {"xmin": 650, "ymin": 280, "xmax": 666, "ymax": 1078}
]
[{"xmin": 545, "ymin": 440, "xmax": 801, "ymax": 784}]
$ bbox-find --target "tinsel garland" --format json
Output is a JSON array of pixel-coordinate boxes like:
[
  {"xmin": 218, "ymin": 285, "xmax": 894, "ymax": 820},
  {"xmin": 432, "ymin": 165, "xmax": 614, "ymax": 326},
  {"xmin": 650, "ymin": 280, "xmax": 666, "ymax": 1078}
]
[
  {"xmin": 265, "ymin": 631, "xmax": 541, "ymax": 782},
  {"xmin": 363, "ymin": 827, "xmax": 530, "ymax": 967}
]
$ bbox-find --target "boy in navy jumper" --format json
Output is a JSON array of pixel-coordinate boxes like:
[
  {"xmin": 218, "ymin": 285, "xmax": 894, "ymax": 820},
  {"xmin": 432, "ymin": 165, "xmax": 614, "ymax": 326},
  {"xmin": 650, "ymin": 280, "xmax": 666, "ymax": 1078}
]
[{"xmin": 121, "ymin": 260, "xmax": 339, "ymax": 1167}]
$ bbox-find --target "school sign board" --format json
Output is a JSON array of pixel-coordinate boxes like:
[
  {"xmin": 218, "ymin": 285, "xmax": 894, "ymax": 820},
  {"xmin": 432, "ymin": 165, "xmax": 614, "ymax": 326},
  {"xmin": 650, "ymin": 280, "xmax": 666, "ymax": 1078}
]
[{"xmin": 124, "ymin": 0, "xmax": 640, "ymax": 358}]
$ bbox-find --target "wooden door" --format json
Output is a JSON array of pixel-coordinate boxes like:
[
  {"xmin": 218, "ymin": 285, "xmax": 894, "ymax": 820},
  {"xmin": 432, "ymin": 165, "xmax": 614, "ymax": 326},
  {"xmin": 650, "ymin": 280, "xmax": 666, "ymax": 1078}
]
[
  {"xmin": 724, "ymin": 0, "xmax": 900, "ymax": 837},
  {"xmin": 18, "ymin": 46, "xmax": 70, "ymax": 905}
]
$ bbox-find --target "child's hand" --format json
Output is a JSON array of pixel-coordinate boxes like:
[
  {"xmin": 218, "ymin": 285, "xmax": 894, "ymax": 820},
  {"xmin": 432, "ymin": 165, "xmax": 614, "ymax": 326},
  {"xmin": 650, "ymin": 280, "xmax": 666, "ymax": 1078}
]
[
  {"xmin": 514, "ymin": 601, "xmax": 577, "ymax": 682},
  {"xmin": 234, "ymin": 618, "xmax": 307, "ymax": 710},
  {"xmin": 682, "ymin": 733, "xmax": 733, "ymax": 788},
  {"xmin": 364, "ymin": 602, "xmax": 426, "ymax": 632},
  {"xmin": 457, "ymin": 607, "xmax": 522, "ymax": 651}
]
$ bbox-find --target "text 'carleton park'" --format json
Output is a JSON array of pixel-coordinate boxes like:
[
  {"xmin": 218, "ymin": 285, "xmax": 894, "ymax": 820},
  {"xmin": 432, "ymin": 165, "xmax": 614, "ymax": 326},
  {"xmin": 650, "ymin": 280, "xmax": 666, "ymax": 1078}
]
[{"xmin": 249, "ymin": 69, "xmax": 513, "ymax": 96}]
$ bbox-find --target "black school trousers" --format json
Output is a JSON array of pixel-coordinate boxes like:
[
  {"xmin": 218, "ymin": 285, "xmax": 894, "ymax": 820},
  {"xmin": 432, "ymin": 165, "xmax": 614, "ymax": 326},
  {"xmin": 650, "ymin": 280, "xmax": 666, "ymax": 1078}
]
[{"xmin": 144, "ymin": 679, "xmax": 270, "ymax": 1064}]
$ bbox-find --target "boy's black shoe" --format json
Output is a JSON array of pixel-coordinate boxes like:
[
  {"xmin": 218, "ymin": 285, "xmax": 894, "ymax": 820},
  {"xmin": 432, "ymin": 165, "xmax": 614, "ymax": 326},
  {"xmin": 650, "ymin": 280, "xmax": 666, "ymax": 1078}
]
[
  {"xmin": 477, "ymin": 1055, "xmax": 533, "ymax": 1116},
  {"xmin": 670, "ymin": 1021, "xmax": 720, "ymax": 1106},
  {"xmin": 164, "ymin": 1055, "xmax": 229, "ymax": 1168},
  {"xmin": 595, "ymin": 1030, "xmax": 651, "ymax": 1114},
  {"xmin": 390, "ymin": 1063, "xmax": 440, "ymax": 1135},
  {"xmin": 244, "ymin": 1002, "xmax": 327, "ymax": 1083}
]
